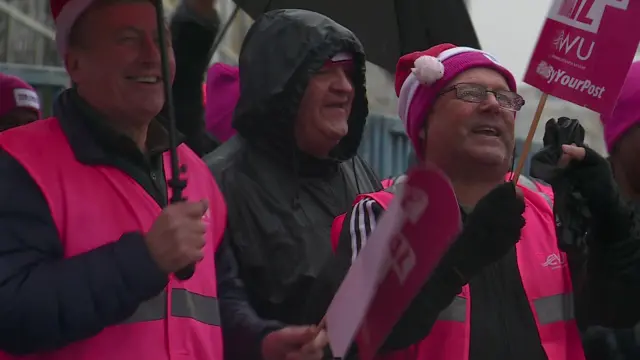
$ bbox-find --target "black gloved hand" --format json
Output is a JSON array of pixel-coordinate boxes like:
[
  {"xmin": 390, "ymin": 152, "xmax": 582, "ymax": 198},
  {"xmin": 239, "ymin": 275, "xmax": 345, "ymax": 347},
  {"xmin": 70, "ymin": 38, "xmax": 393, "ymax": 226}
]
[
  {"xmin": 530, "ymin": 117, "xmax": 586, "ymax": 182},
  {"xmin": 440, "ymin": 182, "xmax": 526, "ymax": 285},
  {"xmin": 562, "ymin": 146, "xmax": 617, "ymax": 218}
]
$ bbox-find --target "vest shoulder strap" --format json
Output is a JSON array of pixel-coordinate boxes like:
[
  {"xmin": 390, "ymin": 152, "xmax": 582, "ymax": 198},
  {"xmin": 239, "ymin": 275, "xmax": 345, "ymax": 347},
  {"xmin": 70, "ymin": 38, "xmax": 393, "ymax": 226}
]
[
  {"xmin": 509, "ymin": 174, "xmax": 553, "ymax": 209},
  {"xmin": 364, "ymin": 190, "xmax": 395, "ymax": 210}
]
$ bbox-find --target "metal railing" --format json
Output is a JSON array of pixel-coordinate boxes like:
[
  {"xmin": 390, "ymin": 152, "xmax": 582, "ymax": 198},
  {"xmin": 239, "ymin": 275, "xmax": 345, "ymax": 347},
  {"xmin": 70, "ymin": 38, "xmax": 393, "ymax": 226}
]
[{"xmin": 0, "ymin": 0, "xmax": 54, "ymax": 40}]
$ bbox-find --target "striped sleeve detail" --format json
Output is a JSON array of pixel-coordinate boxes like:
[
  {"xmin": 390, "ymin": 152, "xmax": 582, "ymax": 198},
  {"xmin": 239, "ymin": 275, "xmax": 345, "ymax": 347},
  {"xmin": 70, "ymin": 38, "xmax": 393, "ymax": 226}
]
[{"xmin": 348, "ymin": 198, "xmax": 378, "ymax": 263}]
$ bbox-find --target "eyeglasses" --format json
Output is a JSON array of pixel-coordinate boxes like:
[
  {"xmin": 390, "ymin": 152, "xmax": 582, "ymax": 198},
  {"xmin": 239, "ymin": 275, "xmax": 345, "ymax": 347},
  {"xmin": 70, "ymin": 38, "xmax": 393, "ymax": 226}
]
[{"xmin": 439, "ymin": 83, "xmax": 525, "ymax": 111}]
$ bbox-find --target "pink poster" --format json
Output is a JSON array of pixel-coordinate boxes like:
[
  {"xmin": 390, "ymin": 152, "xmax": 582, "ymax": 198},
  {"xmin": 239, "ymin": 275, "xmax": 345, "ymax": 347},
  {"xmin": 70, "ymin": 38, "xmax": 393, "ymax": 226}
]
[
  {"xmin": 356, "ymin": 166, "xmax": 460, "ymax": 360},
  {"xmin": 325, "ymin": 165, "xmax": 460, "ymax": 359},
  {"xmin": 524, "ymin": 0, "xmax": 640, "ymax": 115}
]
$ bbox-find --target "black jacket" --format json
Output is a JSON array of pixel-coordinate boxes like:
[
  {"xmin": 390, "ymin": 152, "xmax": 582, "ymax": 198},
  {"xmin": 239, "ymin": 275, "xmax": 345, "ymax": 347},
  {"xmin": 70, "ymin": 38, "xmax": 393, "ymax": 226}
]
[{"xmin": 204, "ymin": 9, "xmax": 381, "ymax": 353}]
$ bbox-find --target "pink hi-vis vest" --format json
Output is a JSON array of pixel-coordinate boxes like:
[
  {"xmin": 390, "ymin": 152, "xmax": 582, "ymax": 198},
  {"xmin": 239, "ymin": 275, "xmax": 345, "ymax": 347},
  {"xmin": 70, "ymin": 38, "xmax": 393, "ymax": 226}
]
[
  {"xmin": 330, "ymin": 175, "xmax": 585, "ymax": 360},
  {"xmin": 0, "ymin": 118, "xmax": 226, "ymax": 360}
]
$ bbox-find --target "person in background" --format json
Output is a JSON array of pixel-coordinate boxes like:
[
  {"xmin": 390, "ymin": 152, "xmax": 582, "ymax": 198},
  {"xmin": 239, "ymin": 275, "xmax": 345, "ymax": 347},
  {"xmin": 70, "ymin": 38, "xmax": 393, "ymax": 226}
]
[
  {"xmin": 603, "ymin": 61, "xmax": 640, "ymax": 204},
  {"xmin": 205, "ymin": 9, "xmax": 381, "ymax": 359},
  {"xmin": 0, "ymin": 73, "xmax": 41, "ymax": 131},
  {"xmin": 592, "ymin": 60, "xmax": 640, "ymax": 360},
  {"xmin": 319, "ymin": 44, "xmax": 640, "ymax": 359},
  {"xmin": 205, "ymin": 62, "xmax": 239, "ymax": 142},
  {"xmin": 169, "ymin": 0, "xmax": 221, "ymax": 155}
]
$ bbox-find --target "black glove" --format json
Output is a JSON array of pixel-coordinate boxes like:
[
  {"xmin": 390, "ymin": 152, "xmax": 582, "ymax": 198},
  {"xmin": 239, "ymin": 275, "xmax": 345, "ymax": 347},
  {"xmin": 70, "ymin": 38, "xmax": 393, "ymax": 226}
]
[
  {"xmin": 440, "ymin": 182, "xmax": 526, "ymax": 284},
  {"xmin": 530, "ymin": 117, "xmax": 590, "ymax": 253},
  {"xmin": 530, "ymin": 117, "xmax": 585, "ymax": 182},
  {"xmin": 563, "ymin": 146, "xmax": 617, "ymax": 219}
]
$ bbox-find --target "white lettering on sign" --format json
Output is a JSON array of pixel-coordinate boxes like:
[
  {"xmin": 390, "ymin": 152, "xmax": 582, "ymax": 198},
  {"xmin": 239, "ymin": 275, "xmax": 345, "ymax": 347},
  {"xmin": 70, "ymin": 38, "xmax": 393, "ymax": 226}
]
[
  {"xmin": 553, "ymin": 30, "xmax": 595, "ymax": 61},
  {"xmin": 400, "ymin": 185, "xmax": 429, "ymax": 224},
  {"xmin": 388, "ymin": 233, "xmax": 416, "ymax": 284},
  {"xmin": 536, "ymin": 61, "xmax": 606, "ymax": 98},
  {"xmin": 13, "ymin": 89, "xmax": 40, "ymax": 110},
  {"xmin": 548, "ymin": 0, "xmax": 629, "ymax": 34}
]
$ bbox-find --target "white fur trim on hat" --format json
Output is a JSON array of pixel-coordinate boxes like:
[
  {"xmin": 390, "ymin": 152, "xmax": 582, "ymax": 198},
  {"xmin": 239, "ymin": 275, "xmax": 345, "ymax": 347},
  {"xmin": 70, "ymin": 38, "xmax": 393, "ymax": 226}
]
[
  {"xmin": 54, "ymin": 0, "xmax": 96, "ymax": 56},
  {"xmin": 412, "ymin": 56, "xmax": 444, "ymax": 85},
  {"xmin": 331, "ymin": 52, "xmax": 352, "ymax": 62},
  {"xmin": 398, "ymin": 72, "xmax": 421, "ymax": 125},
  {"xmin": 399, "ymin": 47, "xmax": 505, "ymax": 123},
  {"xmin": 437, "ymin": 46, "xmax": 503, "ymax": 65}
]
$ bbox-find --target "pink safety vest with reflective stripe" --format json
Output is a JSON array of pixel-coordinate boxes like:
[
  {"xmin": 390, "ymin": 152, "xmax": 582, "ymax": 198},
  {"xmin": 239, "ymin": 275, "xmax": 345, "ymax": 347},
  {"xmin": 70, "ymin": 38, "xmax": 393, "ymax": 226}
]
[
  {"xmin": 0, "ymin": 118, "xmax": 225, "ymax": 360},
  {"xmin": 330, "ymin": 175, "xmax": 585, "ymax": 360}
]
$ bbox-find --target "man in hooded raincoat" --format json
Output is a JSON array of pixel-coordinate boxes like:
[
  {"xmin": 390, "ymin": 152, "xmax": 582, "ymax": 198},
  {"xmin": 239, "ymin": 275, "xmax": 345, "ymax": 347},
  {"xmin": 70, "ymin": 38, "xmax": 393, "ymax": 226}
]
[{"xmin": 205, "ymin": 8, "xmax": 382, "ymax": 353}]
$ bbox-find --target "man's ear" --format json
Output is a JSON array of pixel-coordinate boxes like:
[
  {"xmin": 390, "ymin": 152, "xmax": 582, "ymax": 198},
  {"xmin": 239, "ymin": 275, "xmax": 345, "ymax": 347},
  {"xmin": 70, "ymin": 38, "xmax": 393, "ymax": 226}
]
[{"xmin": 64, "ymin": 52, "xmax": 82, "ymax": 85}]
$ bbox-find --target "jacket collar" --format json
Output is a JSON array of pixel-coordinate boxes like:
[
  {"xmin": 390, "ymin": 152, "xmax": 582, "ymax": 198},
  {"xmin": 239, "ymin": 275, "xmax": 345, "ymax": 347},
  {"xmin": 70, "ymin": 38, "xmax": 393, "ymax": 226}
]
[{"xmin": 54, "ymin": 88, "xmax": 183, "ymax": 165}]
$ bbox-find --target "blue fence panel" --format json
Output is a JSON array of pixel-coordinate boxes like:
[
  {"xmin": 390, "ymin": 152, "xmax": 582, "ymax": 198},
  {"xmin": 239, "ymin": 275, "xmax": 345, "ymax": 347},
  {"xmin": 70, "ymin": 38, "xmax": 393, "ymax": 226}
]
[
  {"xmin": 358, "ymin": 114, "xmax": 411, "ymax": 179},
  {"xmin": 359, "ymin": 113, "xmax": 543, "ymax": 179}
]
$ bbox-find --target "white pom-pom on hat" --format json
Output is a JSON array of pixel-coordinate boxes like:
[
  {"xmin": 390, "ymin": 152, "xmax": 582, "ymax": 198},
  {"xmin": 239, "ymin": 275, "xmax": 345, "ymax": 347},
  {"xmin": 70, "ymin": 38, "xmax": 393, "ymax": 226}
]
[{"xmin": 411, "ymin": 55, "xmax": 444, "ymax": 85}]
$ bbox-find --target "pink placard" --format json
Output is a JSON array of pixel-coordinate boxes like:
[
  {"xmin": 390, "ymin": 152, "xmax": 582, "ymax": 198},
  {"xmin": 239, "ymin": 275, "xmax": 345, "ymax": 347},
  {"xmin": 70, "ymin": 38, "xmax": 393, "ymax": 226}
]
[
  {"xmin": 354, "ymin": 165, "xmax": 461, "ymax": 360},
  {"xmin": 524, "ymin": 0, "xmax": 640, "ymax": 115}
]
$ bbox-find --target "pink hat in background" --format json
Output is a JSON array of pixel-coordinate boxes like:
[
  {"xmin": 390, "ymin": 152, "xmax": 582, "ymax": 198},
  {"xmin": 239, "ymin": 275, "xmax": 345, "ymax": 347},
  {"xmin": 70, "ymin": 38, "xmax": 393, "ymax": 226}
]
[
  {"xmin": 205, "ymin": 63, "xmax": 240, "ymax": 142},
  {"xmin": 394, "ymin": 43, "xmax": 517, "ymax": 159},
  {"xmin": 601, "ymin": 61, "xmax": 640, "ymax": 152},
  {"xmin": 0, "ymin": 73, "xmax": 41, "ymax": 118}
]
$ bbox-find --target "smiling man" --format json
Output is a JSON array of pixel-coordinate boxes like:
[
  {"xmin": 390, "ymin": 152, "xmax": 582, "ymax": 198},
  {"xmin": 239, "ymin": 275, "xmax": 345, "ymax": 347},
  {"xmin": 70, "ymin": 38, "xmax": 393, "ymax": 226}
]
[
  {"xmin": 205, "ymin": 9, "xmax": 381, "ymax": 359},
  {"xmin": 321, "ymin": 44, "xmax": 640, "ymax": 360}
]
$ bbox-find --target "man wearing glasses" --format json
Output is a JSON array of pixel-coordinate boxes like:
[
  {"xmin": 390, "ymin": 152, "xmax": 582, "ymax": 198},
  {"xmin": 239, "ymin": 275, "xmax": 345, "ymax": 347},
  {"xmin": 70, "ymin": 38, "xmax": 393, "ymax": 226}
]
[{"xmin": 314, "ymin": 44, "xmax": 640, "ymax": 359}]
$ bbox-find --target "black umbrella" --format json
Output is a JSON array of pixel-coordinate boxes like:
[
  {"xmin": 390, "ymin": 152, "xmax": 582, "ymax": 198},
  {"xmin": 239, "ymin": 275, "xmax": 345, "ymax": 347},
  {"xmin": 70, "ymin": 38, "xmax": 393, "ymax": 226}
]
[
  {"xmin": 154, "ymin": 0, "xmax": 194, "ymax": 280},
  {"xmin": 228, "ymin": 0, "xmax": 481, "ymax": 73}
]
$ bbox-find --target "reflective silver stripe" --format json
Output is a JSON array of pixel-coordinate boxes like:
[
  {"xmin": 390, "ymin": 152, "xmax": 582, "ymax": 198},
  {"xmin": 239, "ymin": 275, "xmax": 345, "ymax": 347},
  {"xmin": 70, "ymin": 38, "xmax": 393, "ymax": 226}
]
[
  {"xmin": 533, "ymin": 293, "xmax": 574, "ymax": 325},
  {"xmin": 171, "ymin": 288, "xmax": 221, "ymax": 325},
  {"xmin": 435, "ymin": 293, "xmax": 573, "ymax": 325},
  {"xmin": 518, "ymin": 176, "xmax": 552, "ymax": 207},
  {"xmin": 123, "ymin": 291, "xmax": 166, "ymax": 323},
  {"xmin": 437, "ymin": 296, "xmax": 466, "ymax": 322},
  {"xmin": 122, "ymin": 289, "xmax": 220, "ymax": 326}
]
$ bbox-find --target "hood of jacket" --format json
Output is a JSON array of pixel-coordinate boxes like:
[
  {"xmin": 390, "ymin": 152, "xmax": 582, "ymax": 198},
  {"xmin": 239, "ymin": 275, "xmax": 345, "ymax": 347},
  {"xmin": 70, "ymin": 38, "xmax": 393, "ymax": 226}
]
[{"xmin": 232, "ymin": 9, "xmax": 369, "ymax": 164}]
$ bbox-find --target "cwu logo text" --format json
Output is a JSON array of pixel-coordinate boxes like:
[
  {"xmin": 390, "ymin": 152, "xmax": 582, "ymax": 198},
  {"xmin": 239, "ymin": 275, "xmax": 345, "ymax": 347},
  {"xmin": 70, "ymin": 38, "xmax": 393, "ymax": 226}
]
[{"xmin": 548, "ymin": 0, "xmax": 629, "ymax": 33}]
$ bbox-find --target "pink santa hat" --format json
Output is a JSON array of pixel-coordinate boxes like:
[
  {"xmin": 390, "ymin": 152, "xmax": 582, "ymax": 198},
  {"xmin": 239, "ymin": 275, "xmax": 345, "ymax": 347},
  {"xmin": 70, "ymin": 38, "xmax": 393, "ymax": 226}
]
[
  {"xmin": 394, "ymin": 43, "xmax": 518, "ymax": 159},
  {"xmin": 601, "ymin": 61, "xmax": 640, "ymax": 153},
  {"xmin": 50, "ymin": 0, "xmax": 97, "ymax": 56}
]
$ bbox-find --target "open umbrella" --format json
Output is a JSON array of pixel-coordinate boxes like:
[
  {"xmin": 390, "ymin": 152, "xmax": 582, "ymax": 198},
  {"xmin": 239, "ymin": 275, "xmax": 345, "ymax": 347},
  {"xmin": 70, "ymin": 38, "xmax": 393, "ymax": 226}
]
[
  {"xmin": 227, "ymin": 0, "xmax": 480, "ymax": 73},
  {"xmin": 153, "ymin": 0, "xmax": 194, "ymax": 280}
]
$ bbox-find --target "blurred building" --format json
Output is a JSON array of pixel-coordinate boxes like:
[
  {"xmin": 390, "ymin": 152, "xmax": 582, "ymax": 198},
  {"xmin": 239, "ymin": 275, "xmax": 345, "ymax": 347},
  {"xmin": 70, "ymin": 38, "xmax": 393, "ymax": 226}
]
[{"xmin": 0, "ymin": 0, "xmax": 67, "ymax": 116}]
